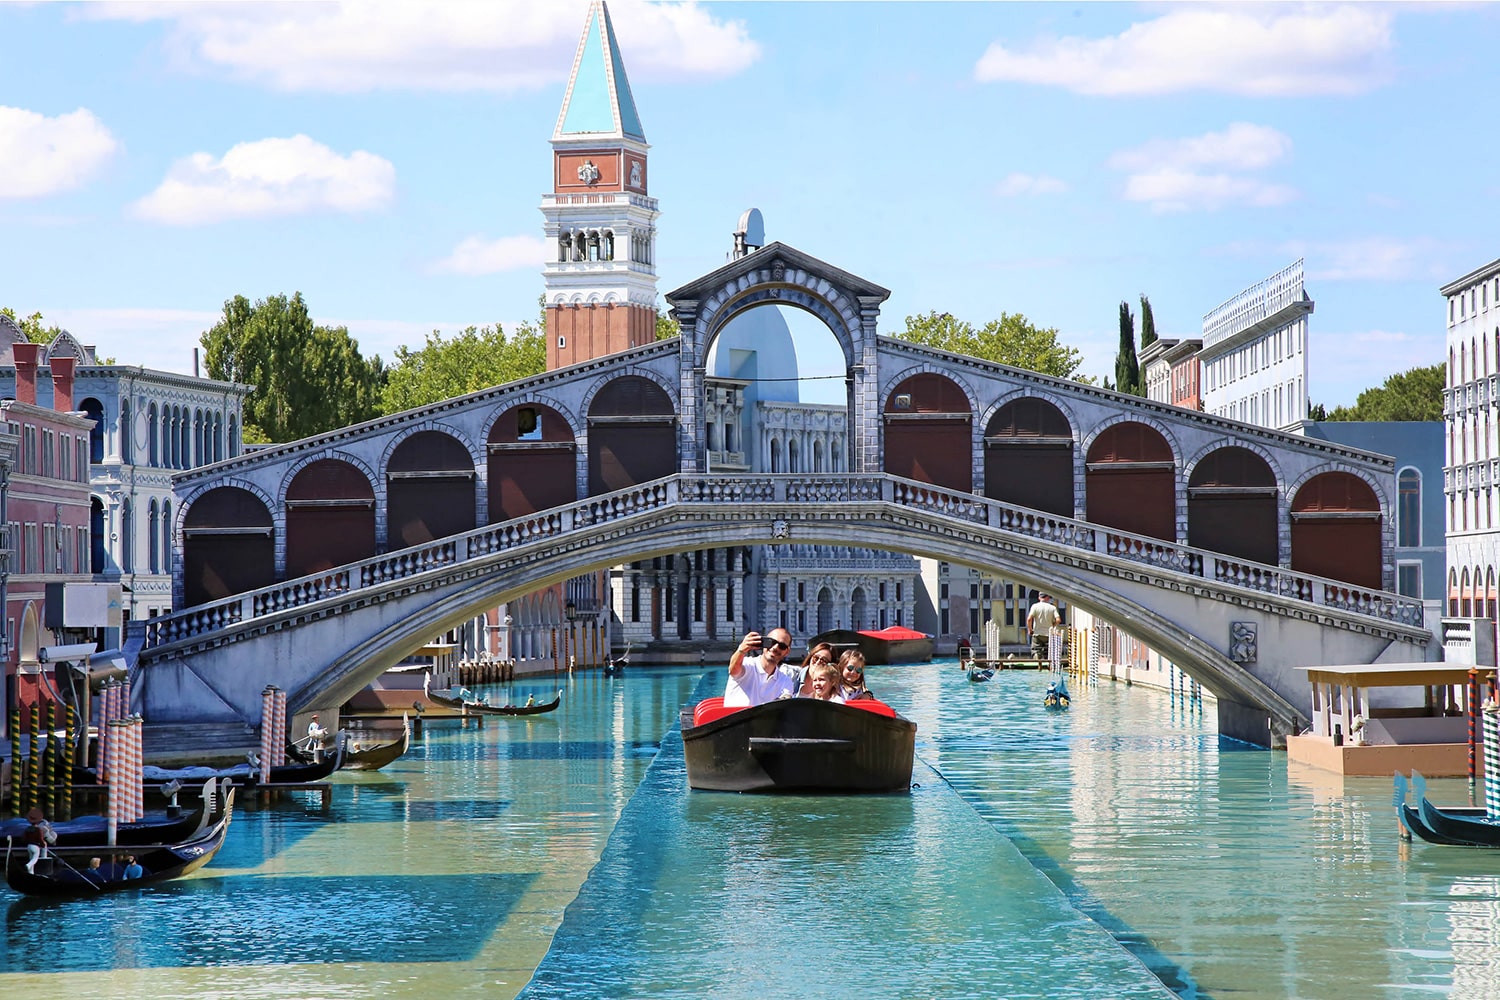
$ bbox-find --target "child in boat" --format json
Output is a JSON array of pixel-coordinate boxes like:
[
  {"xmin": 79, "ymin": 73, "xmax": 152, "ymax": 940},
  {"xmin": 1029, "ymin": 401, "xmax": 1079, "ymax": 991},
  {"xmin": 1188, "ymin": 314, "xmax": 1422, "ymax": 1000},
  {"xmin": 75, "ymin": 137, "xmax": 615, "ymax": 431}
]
[
  {"xmin": 837, "ymin": 650, "xmax": 875, "ymax": 702},
  {"xmin": 796, "ymin": 643, "xmax": 835, "ymax": 696},
  {"xmin": 802, "ymin": 661, "xmax": 844, "ymax": 702}
]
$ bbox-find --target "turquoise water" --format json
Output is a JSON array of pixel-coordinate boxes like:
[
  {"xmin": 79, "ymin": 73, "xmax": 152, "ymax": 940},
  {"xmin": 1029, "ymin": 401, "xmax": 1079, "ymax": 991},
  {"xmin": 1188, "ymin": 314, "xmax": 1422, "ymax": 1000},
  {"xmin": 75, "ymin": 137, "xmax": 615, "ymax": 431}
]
[{"xmin": 2, "ymin": 662, "xmax": 1497, "ymax": 998}]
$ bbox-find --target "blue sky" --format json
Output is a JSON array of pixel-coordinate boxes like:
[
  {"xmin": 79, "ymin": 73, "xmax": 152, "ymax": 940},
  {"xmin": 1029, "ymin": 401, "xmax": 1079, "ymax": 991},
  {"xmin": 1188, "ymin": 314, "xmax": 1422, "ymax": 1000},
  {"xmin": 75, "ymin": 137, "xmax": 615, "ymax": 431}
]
[{"xmin": 2, "ymin": 1, "xmax": 1495, "ymax": 407}]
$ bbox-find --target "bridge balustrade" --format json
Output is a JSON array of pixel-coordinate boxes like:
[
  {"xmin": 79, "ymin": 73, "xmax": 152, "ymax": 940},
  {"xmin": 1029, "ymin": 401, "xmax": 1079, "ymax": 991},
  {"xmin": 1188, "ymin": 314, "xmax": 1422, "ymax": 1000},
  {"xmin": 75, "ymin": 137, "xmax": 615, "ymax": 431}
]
[{"xmin": 144, "ymin": 473, "xmax": 1426, "ymax": 655}]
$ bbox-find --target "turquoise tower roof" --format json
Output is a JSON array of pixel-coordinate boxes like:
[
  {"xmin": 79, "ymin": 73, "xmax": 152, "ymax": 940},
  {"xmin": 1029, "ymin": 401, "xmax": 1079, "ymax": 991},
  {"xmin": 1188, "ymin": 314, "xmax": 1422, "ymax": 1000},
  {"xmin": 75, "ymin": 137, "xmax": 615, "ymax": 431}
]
[{"xmin": 555, "ymin": 1, "xmax": 645, "ymax": 141}]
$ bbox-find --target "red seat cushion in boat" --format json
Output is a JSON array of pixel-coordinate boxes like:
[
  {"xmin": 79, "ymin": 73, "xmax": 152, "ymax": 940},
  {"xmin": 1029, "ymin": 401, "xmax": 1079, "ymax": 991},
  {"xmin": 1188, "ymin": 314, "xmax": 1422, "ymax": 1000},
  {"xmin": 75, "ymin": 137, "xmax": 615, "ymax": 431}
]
[
  {"xmin": 843, "ymin": 699, "xmax": 897, "ymax": 717},
  {"xmin": 692, "ymin": 697, "xmax": 745, "ymax": 727}
]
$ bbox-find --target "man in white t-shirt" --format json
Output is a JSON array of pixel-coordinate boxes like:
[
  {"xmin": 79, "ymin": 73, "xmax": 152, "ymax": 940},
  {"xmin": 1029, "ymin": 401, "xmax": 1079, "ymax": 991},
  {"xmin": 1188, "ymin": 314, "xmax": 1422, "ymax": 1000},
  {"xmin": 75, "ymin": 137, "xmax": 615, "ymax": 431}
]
[
  {"xmin": 1026, "ymin": 594, "xmax": 1060, "ymax": 661},
  {"xmin": 724, "ymin": 627, "xmax": 798, "ymax": 706}
]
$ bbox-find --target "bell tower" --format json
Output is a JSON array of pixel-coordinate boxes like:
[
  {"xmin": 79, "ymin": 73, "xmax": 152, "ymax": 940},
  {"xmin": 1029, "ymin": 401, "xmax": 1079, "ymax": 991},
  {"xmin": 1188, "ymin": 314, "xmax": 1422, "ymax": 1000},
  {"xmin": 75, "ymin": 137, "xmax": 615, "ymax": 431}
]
[{"xmin": 542, "ymin": 0, "xmax": 659, "ymax": 371}]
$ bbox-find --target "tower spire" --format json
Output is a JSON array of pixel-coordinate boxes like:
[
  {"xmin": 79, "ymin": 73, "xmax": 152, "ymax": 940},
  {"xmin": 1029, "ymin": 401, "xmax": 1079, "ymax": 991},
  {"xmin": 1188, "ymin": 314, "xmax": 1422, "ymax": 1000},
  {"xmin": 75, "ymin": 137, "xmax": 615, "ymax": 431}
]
[
  {"xmin": 541, "ymin": 0, "xmax": 659, "ymax": 371},
  {"xmin": 555, "ymin": 0, "xmax": 645, "ymax": 142}
]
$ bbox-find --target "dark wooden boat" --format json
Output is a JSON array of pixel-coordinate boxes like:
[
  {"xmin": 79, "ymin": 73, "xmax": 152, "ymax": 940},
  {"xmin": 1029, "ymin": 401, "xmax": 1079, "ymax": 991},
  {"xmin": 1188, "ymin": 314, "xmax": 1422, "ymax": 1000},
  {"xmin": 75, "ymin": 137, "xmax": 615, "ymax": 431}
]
[
  {"xmin": 0, "ymin": 778, "xmax": 221, "ymax": 849},
  {"xmin": 290, "ymin": 718, "xmax": 411, "ymax": 771},
  {"xmin": 1395, "ymin": 772, "xmax": 1495, "ymax": 847},
  {"xmin": 73, "ymin": 738, "xmax": 343, "ymax": 787},
  {"xmin": 424, "ymin": 681, "xmax": 562, "ymax": 716},
  {"xmin": 3, "ymin": 790, "xmax": 234, "ymax": 897},
  {"xmin": 681, "ymin": 696, "xmax": 916, "ymax": 793},
  {"xmin": 809, "ymin": 626, "xmax": 934, "ymax": 665},
  {"xmin": 603, "ymin": 642, "xmax": 630, "ymax": 678}
]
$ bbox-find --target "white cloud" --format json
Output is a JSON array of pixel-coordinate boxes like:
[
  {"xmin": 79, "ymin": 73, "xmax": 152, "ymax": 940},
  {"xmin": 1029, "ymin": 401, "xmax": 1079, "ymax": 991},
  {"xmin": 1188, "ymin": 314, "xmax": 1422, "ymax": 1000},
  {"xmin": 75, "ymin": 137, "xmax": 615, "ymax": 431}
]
[
  {"xmin": 432, "ymin": 234, "xmax": 548, "ymax": 275},
  {"xmin": 88, "ymin": 0, "xmax": 759, "ymax": 93},
  {"xmin": 1108, "ymin": 123, "xmax": 1292, "ymax": 173},
  {"xmin": 131, "ymin": 135, "xmax": 395, "ymax": 225},
  {"xmin": 975, "ymin": 5, "xmax": 1394, "ymax": 96},
  {"xmin": 1110, "ymin": 124, "xmax": 1296, "ymax": 213},
  {"xmin": 1123, "ymin": 169, "xmax": 1297, "ymax": 213},
  {"xmin": 0, "ymin": 106, "xmax": 119, "ymax": 199},
  {"xmin": 993, "ymin": 173, "xmax": 1068, "ymax": 198}
]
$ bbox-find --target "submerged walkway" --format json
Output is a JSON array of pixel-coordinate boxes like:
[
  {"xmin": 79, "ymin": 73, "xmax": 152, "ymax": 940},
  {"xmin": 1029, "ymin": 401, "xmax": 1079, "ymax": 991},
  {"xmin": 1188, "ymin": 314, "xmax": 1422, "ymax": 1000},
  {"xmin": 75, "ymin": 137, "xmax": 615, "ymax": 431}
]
[{"xmin": 519, "ymin": 675, "xmax": 1176, "ymax": 1000}]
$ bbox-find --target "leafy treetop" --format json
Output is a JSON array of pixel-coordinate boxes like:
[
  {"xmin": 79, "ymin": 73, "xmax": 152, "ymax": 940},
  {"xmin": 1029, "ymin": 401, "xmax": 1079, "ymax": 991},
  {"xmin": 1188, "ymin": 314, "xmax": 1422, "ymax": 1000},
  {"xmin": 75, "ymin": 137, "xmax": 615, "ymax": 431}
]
[{"xmin": 891, "ymin": 310, "xmax": 1093, "ymax": 382}]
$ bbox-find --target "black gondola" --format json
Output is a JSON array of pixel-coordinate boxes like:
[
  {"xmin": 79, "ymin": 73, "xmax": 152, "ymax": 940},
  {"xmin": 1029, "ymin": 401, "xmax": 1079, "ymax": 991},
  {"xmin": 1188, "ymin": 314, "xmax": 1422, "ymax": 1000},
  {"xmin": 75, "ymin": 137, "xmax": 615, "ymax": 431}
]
[
  {"xmin": 3, "ymin": 790, "xmax": 234, "ymax": 897},
  {"xmin": 0, "ymin": 778, "xmax": 221, "ymax": 849},
  {"xmin": 967, "ymin": 666, "xmax": 995, "ymax": 683},
  {"xmin": 73, "ymin": 738, "xmax": 343, "ymax": 787},
  {"xmin": 1394, "ymin": 772, "xmax": 1497, "ymax": 847},
  {"xmin": 290, "ymin": 717, "xmax": 411, "ymax": 771},
  {"xmin": 681, "ymin": 696, "xmax": 916, "ymax": 793},
  {"xmin": 423, "ymin": 676, "xmax": 562, "ymax": 716}
]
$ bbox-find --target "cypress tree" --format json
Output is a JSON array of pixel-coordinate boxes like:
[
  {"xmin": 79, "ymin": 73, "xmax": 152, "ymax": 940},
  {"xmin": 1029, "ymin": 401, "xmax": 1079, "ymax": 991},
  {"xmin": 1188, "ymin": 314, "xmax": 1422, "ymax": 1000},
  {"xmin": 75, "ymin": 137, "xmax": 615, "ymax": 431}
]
[
  {"xmin": 1140, "ymin": 294, "xmax": 1157, "ymax": 348},
  {"xmin": 1115, "ymin": 300, "xmax": 1140, "ymax": 395}
]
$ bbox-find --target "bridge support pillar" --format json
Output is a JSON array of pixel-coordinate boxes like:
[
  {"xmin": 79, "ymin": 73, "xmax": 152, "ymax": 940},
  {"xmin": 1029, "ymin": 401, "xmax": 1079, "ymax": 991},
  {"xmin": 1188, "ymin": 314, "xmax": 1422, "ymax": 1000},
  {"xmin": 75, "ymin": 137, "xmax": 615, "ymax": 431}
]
[{"xmin": 1216, "ymin": 698, "xmax": 1286, "ymax": 749}]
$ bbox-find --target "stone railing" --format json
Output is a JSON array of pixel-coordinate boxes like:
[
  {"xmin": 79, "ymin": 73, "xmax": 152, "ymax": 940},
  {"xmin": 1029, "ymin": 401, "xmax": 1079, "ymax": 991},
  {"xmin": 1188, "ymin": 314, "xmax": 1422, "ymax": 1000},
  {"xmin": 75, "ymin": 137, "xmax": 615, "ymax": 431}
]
[{"xmin": 143, "ymin": 473, "xmax": 1426, "ymax": 652}]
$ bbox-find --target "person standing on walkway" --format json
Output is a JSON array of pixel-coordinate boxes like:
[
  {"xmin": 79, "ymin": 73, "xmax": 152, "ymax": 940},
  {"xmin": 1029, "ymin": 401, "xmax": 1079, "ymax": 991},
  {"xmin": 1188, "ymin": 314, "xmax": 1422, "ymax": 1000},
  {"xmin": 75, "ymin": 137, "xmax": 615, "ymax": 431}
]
[{"xmin": 1026, "ymin": 593, "xmax": 1060, "ymax": 663}]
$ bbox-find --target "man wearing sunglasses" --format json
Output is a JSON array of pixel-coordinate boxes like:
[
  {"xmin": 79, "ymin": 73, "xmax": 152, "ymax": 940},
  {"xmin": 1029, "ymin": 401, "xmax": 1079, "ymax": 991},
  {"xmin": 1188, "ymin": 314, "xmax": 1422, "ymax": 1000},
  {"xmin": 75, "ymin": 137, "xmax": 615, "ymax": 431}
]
[{"xmin": 724, "ymin": 627, "xmax": 798, "ymax": 706}]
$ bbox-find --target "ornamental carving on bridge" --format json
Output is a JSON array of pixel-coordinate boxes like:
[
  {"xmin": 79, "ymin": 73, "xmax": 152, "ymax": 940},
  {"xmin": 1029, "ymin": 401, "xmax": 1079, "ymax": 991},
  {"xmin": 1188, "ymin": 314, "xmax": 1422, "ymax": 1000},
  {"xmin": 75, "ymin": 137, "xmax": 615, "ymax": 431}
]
[
  {"xmin": 1229, "ymin": 622, "xmax": 1257, "ymax": 664},
  {"xmin": 772, "ymin": 518, "xmax": 789, "ymax": 539}
]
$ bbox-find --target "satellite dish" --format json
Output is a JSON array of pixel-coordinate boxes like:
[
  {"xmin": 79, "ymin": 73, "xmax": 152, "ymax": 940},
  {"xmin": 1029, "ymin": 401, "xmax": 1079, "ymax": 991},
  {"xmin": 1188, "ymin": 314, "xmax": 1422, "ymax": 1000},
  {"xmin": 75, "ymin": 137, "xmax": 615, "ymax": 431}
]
[{"xmin": 737, "ymin": 208, "xmax": 765, "ymax": 249}]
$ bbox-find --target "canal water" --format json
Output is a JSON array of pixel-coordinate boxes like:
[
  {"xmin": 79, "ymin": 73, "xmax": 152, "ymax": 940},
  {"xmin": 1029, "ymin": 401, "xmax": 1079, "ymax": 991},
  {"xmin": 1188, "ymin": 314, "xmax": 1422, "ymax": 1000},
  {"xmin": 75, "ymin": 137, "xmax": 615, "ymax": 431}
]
[{"xmin": 1, "ymin": 661, "xmax": 1497, "ymax": 998}]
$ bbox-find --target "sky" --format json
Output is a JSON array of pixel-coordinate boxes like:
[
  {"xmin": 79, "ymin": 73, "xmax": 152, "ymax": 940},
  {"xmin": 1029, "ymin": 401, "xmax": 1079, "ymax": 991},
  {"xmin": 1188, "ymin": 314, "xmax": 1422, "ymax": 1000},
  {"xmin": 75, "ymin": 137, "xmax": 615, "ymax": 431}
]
[{"xmin": 2, "ymin": 0, "xmax": 1496, "ymax": 408}]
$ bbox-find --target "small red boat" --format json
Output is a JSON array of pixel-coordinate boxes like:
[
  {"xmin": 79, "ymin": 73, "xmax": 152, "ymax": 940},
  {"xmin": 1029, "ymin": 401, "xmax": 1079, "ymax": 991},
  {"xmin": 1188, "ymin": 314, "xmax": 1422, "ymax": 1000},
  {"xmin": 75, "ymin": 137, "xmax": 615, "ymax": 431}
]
[{"xmin": 681, "ymin": 696, "xmax": 916, "ymax": 793}]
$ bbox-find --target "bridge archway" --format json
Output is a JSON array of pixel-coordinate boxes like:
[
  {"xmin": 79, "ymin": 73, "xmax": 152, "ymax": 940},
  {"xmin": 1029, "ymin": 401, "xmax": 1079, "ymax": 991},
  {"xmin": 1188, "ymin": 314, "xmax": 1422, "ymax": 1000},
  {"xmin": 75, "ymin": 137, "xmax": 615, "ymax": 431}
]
[
  {"xmin": 587, "ymin": 375, "xmax": 676, "ymax": 494},
  {"xmin": 181, "ymin": 486, "xmax": 274, "ymax": 605},
  {"xmin": 983, "ymin": 395, "xmax": 1074, "ymax": 515},
  {"xmin": 1291, "ymin": 471, "xmax": 1382, "ymax": 589},
  {"xmin": 487, "ymin": 402, "xmax": 577, "ymax": 521},
  {"xmin": 387, "ymin": 430, "xmax": 476, "ymax": 547},
  {"xmin": 667, "ymin": 243, "xmax": 891, "ymax": 476},
  {"xmin": 285, "ymin": 458, "xmax": 376, "ymax": 578},
  {"xmin": 883, "ymin": 372, "xmax": 973, "ymax": 491},
  {"xmin": 1086, "ymin": 420, "xmax": 1177, "ymax": 540},
  {"xmin": 1187, "ymin": 446, "xmax": 1279, "ymax": 564}
]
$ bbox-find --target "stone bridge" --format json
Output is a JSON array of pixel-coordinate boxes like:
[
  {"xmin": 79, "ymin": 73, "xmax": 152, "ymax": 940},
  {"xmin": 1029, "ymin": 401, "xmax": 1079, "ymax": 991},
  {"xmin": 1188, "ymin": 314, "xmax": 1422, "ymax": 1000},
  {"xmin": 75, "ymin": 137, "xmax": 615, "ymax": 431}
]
[
  {"xmin": 136, "ymin": 473, "xmax": 1428, "ymax": 750},
  {"xmin": 142, "ymin": 240, "xmax": 1433, "ymax": 754}
]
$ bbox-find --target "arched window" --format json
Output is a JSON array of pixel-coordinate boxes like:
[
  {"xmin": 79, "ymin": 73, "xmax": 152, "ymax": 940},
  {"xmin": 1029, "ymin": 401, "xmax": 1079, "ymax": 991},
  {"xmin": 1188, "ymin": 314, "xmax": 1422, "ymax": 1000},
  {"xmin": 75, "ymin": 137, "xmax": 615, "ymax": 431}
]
[
  {"xmin": 148, "ymin": 499, "xmax": 160, "ymax": 573},
  {"xmin": 119, "ymin": 400, "xmax": 132, "ymax": 464},
  {"xmin": 1397, "ymin": 468, "xmax": 1421, "ymax": 547},
  {"xmin": 770, "ymin": 438, "xmax": 782, "ymax": 473},
  {"xmin": 161, "ymin": 499, "xmax": 172, "ymax": 575},
  {"xmin": 229, "ymin": 414, "xmax": 240, "ymax": 458},
  {"xmin": 147, "ymin": 403, "xmax": 159, "ymax": 466}
]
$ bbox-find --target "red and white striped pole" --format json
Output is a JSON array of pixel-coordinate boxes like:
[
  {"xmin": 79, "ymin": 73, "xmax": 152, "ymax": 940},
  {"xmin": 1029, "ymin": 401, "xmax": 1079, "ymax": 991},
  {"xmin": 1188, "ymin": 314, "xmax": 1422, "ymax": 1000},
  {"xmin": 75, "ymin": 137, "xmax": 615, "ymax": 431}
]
[
  {"xmin": 271, "ymin": 688, "xmax": 287, "ymax": 766},
  {"xmin": 106, "ymin": 718, "xmax": 126, "ymax": 845},
  {"xmin": 258, "ymin": 686, "xmax": 276, "ymax": 786}
]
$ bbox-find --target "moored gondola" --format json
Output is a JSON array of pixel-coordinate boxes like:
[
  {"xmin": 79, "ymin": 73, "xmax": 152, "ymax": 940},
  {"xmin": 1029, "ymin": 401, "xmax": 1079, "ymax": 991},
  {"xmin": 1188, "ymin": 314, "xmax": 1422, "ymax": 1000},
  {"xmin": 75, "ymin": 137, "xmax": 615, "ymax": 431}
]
[
  {"xmin": 1394, "ymin": 772, "xmax": 1497, "ymax": 847},
  {"xmin": 290, "ymin": 717, "xmax": 411, "ymax": 771},
  {"xmin": 73, "ymin": 737, "xmax": 343, "ymax": 787},
  {"xmin": 681, "ymin": 696, "xmax": 916, "ymax": 793},
  {"xmin": 0, "ymin": 778, "xmax": 220, "ymax": 849},
  {"xmin": 3, "ymin": 790, "xmax": 234, "ymax": 897}
]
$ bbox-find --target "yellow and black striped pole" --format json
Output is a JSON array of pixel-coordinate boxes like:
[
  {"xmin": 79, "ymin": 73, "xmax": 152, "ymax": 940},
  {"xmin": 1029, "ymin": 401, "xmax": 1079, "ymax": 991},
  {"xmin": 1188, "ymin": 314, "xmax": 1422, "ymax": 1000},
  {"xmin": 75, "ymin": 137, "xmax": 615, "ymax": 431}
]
[
  {"xmin": 40, "ymin": 702, "xmax": 56, "ymax": 819},
  {"xmin": 7, "ymin": 704, "xmax": 20, "ymax": 818},
  {"xmin": 26, "ymin": 703, "xmax": 41, "ymax": 814},
  {"xmin": 61, "ymin": 703, "xmax": 77, "ymax": 821}
]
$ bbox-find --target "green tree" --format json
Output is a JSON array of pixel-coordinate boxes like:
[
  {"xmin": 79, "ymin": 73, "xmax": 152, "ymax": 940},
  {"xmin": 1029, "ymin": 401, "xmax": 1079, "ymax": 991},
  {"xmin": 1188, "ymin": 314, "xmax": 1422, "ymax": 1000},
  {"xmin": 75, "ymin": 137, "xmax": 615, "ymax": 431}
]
[
  {"xmin": 380, "ymin": 321, "xmax": 545, "ymax": 413},
  {"xmin": 1115, "ymin": 300, "xmax": 1141, "ymax": 395},
  {"xmin": 200, "ymin": 292, "xmax": 386, "ymax": 442},
  {"xmin": 1, "ymin": 306, "xmax": 65, "ymax": 344},
  {"xmin": 892, "ymin": 310, "xmax": 1092, "ymax": 381},
  {"xmin": 656, "ymin": 303, "xmax": 680, "ymax": 340},
  {"xmin": 1139, "ymin": 294, "xmax": 1157, "ymax": 348},
  {"xmin": 1319, "ymin": 364, "xmax": 1445, "ymax": 422}
]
